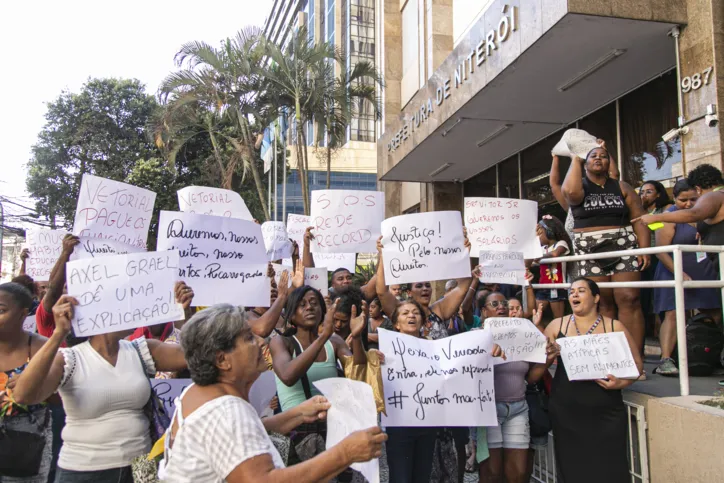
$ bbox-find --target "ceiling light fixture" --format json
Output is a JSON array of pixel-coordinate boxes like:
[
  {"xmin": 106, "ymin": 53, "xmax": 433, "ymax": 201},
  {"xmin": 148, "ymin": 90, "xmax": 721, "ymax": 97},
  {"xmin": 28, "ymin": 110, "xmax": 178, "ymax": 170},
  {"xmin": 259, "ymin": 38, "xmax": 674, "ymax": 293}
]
[
  {"xmin": 558, "ymin": 49, "xmax": 626, "ymax": 92},
  {"xmin": 476, "ymin": 124, "xmax": 512, "ymax": 147},
  {"xmin": 429, "ymin": 163, "xmax": 453, "ymax": 178}
]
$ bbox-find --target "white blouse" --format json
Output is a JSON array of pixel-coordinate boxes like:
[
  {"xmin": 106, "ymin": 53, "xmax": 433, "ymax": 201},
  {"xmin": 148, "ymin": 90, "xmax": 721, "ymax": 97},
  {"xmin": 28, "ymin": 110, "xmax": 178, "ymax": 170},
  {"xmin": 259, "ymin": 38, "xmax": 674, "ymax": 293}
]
[
  {"xmin": 161, "ymin": 394, "xmax": 284, "ymax": 482},
  {"xmin": 58, "ymin": 338, "xmax": 156, "ymax": 471}
]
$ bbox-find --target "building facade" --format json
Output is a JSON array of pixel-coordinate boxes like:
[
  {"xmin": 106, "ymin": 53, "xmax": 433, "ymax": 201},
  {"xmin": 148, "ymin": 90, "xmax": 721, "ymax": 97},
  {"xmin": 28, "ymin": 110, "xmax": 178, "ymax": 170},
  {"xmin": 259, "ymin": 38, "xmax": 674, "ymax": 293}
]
[
  {"xmin": 377, "ymin": 0, "xmax": 724, "ymax": 224},
  {"xmin": 263, "ymin": 0, "xmax": 381, "ymax": 216}
]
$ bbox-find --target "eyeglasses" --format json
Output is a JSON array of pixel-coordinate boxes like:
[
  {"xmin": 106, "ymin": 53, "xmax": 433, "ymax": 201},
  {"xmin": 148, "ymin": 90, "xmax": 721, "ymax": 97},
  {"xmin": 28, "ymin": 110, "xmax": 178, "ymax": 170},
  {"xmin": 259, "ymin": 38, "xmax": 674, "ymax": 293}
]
[{"xmin": 486, "ymin": 300, "xmax": 509, "ymax": 308}]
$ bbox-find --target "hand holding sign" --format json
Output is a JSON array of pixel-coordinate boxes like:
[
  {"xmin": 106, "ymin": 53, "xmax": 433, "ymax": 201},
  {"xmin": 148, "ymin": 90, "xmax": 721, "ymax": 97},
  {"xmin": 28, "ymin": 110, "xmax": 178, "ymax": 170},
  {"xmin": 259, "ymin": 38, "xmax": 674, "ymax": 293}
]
[
  {"xmin": 485, "ymin": 317, "xmax": 547, "ymax": 364},
  {"xmin": 310, "ymin": 190, "xmax": 384, "ymax": 254},
  {"xmin": 51, "ymin": 295, "xmax": 78, "ymax": 340},
  {"xmin": 558, "ymin": 332, "xmax": 639, "ymax": 381}
]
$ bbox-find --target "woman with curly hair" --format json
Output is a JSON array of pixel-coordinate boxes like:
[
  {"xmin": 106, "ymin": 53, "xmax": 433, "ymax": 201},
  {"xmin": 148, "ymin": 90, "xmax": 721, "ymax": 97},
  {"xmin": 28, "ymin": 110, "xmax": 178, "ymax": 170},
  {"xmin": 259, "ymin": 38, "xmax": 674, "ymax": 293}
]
[{"xmin": 534, "ymin": 215, "xmax": 573, "ymax": 319}]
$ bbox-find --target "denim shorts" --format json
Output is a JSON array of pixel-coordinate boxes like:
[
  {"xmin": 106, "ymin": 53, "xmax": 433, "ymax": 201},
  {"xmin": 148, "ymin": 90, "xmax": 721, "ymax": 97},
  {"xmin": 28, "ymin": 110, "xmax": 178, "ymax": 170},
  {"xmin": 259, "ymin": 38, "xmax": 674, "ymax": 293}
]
[{"xmin": 487, "ymin": 400, "xmax": 530, "ymax": 449}]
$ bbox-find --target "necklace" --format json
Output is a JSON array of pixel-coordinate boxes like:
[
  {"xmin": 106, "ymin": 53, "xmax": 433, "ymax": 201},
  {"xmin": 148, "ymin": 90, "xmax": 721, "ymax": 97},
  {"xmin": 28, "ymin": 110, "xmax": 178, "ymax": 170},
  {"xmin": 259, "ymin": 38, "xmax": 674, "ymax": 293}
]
[{"xmin": 571, "ymin": 313, "xmax": 602, "ymax": 336}]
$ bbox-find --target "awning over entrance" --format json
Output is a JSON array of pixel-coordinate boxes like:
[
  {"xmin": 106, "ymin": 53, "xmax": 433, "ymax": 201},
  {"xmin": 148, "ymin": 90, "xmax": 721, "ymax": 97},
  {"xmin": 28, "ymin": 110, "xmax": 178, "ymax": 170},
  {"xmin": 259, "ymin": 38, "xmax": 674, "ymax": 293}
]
[{"xmin": 378, "ymin": 4, "xmax": 680, "ymax": 183}]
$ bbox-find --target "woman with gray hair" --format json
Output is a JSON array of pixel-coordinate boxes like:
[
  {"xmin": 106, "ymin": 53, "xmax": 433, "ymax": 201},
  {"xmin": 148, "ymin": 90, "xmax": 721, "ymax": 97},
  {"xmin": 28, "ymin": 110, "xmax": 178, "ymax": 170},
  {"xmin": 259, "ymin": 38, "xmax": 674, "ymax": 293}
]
[{"xmin": 160, "ymin": 304, "xmax": 386, "ymax": 483}]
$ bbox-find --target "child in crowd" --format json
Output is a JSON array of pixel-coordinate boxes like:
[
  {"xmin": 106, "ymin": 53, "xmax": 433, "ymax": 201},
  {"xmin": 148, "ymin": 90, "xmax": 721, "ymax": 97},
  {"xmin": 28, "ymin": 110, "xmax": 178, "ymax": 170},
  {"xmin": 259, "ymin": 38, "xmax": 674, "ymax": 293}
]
[{"xmin": 534, "ymin": 215, "xmax": 572, "ymax": 320}]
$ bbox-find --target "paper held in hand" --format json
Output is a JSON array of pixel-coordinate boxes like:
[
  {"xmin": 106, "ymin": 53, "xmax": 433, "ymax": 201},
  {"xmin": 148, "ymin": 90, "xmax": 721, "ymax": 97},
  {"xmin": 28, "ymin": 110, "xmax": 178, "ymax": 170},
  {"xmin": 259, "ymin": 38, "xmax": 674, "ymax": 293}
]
[
  {"xmin": 551, "ymin": 128, "xmax": 600, "ymax": 160},
  {"xmin": 262, "ymin": 221, "xmax": 293, "ymax": 261},
  {"xmin": 25, "ymin": 229, "xmax": 68, "ymax": 281},
  {"xmin": 282, "ymin": 214, "xmax": 311, "ymax": 266},
  {"xmin": 484, "ymin": 318, "xmax": 547, "ymax": 365},
  {"xmin": 478, "ymin": 251, "xmax": 527, "ymax": 286},
  {"xmin": 464, "ymin": 198, "xmax": 542, "ymax": 258},
  {"xmin": 70, "ymin": 237, "xmax": 145, "ymax": 260},
  {"xmin": 378, "ymin": 329, "xmax": 497, "ymax": 427},
  {"xmin": 155, "ymin": 211, "xmax": 270, "ymax": 307},
  {"xmin": 310, "ymin": 190, "xmax": 384, "ymax": 254},
  {"xmin": 66, "ymin": 250, "xmax": 184, "ymax": 337},
  {"xmin": 381, "ymin": 211, "xmax": 470, "ymax": 285},
  {"xmin": 312, "ymin": 252, "xmax": 357, "ymax": 272},
  {"xmin": 177, "ymin": 186, "xmax": 253, "ymax": 220},
  {"xmin": 558, "ymin": 332, "xmax": 639, "ymax": 381},
  {"xmin": 314, "ymin": 379, "xmax": 380, "ymax": 483},
  {"xmin": 72, "ymin": 174, "xmax": 156, "ymax": 249}
]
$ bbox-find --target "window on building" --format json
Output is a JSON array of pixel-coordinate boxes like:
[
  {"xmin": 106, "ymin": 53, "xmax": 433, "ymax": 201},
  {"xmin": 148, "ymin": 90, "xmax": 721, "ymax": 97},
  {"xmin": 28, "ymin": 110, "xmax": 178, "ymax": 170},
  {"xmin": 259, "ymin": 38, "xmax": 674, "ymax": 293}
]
[
  {"xmin": 498, "ymin": 155, "xmax": 519, "ymax": 199},
  {"xmin": 348, "ymin": 0, "xmax": 376, "ymax": 142},
  {"xmin": 464, "ymin": 165, "xmax": 496, "ymax": 198},
  {"xmin": 326, "ymin": 0, "xmax": 335, "ymax": 44},
  {"xmin": 619, "ymin": 71, "xmax": 680, "ymax": 187},
  {"xmin": 401, "ymin": 0, "xmax": 419, "ymax": 106},
  {"xmin": 307, "ymin": 0, "xmax": 315, "ymax": 43}
]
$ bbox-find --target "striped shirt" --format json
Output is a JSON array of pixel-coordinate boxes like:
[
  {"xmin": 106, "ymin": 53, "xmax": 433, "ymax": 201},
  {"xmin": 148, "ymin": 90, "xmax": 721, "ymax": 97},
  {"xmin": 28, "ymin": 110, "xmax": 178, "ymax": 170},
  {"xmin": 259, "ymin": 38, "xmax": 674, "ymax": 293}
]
[{"xmin": 161, "ymin": 395, "xmax": 284, "ymax": 482}]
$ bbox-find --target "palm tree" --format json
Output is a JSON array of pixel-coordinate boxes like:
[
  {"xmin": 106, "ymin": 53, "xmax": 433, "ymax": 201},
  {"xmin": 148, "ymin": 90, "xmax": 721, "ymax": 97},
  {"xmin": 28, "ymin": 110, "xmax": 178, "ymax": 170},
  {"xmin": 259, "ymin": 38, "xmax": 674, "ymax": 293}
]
[
  {"xmin": 317, "ymin": 56, "xmax": 384, "ymax": 188},
  {"xmin": 158, "ymin": 27, "xmax": 271, "ymax": 220},
  {"xmin": 263, "ymin": 27, "xmax": 336, "ymax": 215}
]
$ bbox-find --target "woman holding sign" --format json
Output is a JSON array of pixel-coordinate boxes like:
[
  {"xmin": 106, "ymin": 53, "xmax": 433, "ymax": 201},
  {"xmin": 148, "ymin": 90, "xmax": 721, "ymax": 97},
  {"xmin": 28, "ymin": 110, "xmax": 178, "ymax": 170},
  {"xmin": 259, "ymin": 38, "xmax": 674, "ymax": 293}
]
[
  {"xmin": 10, "ymin": 284, "xmax": 193, "ymax": 483},
  {"xmin": 269, "ymin": 286, "xmax": 370, "ymax": 475},
  {"xmin": 544, "ymin": 278, "xmax": 643, "ymax": 483},
  {"xmin": 562, "ymin": 145, "xmax": 650, "ymax": 353}
]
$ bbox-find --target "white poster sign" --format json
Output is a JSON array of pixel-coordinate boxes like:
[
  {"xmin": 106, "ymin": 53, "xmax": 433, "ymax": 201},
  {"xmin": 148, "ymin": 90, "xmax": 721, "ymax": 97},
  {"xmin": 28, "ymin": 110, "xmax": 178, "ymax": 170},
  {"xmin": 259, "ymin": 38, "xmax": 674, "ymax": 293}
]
[
  {"xmin": 378, "ymin": 329, "xmax": 497, "ymax": 427},
  {"xmin": 23, "ymin": 315, "xmax": 37, "ymax": 333},
  {"xmin": 315, "ymin": 379, "xmax": 380, "ymax": 483},
  {"xmin": 249, "ymin": 371, "xmax": 278, "ymax": 416},
  {"xmin": 304, "ymin": 267, "xmax": 329, "ymax": 296},
  {"xmin": 310, "ymin": 190, "xmax": 384, "ymax": 253},
  {"xmin": 177, "ymin": 186, "xmax": 253, "ymax": 220},
  {"xmin": 70, "ymin": 237, "xmax": 145, "ymax": 261},
  {"xmin": 464, "ymin": 198, "xmax": 542, "ymax": 258},
  {"xmin": 271, "ymin": 263, "xmax": 293, "ymax": 288},
  {"xmin": 72, "ymin": 174, "xmax": 156, "ymax": 249},
  {"xmin": 381, "ymin": 211, "xmax": 470, "ymax": 285},
  {"xmin": 152, "ymin": 379, "xmax": 191, "ymax": 416},
  {"xmin": 313, "ymin": 253, "xmax": 357, "ymax": 272},
  {"xmin": 551, "ymin": 128, "xmax": 599, "ymax": 160},
  {"xmin": 66, "ymin": 251, "xmax": 184, "ymax": 337},
  {"xmin": 282, "ymin": 214, "xmax": 311, "ymax": 266},
  {"xmin": 558, "ymin": 332, "xmax": 639, "ymax": 381},
  {"xmin": 484, "ymin": 318, "xmax": 546, "ymax": 365},
  {"xmin": 478, "ymin": 251, "xmax": 527, "ymax": 285},
  {"xmin": 25, "ymin": 229, "xmax": 68, "ymax": 281},
  {"xmin": 156, "ymin": 211, "xmax": 270, "ymax": 307},
  {"xmin": 262, "ymin": 221, "xmax": 293, "ymax": 261}
]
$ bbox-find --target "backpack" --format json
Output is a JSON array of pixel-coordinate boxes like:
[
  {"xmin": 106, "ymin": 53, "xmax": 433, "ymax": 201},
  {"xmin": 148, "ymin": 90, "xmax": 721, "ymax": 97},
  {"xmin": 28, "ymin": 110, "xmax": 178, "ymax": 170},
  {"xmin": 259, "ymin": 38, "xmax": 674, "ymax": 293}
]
[{"xmin": 674, "ymin": 313, "xmax": 724, "ymax": 376}]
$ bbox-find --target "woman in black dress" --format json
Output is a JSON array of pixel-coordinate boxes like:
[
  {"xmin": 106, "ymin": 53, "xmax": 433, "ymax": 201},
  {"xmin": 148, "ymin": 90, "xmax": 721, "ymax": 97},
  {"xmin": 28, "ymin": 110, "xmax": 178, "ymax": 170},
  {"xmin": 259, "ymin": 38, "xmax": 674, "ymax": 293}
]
[{"xmin": 544, "ymin": 278, "xmax": 644, "ymax": 483}]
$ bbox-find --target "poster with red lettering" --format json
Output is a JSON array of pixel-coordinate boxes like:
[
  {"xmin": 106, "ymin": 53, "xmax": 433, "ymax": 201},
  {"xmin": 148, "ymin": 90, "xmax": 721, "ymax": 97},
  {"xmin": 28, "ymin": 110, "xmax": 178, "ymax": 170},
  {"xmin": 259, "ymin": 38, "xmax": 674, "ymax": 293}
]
[
  {"xmin": 310, "ymin": 190, "xmax": 384, "ymax": 254},
  {"xmin": 72, "ymin": 174, "xmax": 156, "ymax": 249},
  {"xmin": 463, "ymin": 197, "xmax": 543, "ymax": 258}
]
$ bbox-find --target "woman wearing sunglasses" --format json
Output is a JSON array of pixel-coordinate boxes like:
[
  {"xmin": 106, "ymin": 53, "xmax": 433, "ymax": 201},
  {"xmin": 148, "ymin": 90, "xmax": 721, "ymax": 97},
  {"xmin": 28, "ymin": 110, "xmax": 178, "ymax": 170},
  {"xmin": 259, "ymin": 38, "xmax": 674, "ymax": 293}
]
[{"xmin": 477, "ymin": 289, "xmax": 556, "ymax": 483}]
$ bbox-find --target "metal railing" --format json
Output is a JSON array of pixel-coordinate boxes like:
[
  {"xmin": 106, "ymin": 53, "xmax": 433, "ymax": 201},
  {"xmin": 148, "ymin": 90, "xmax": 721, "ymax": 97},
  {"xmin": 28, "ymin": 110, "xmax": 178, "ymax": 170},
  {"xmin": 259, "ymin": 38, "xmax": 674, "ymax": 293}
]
[
  {"xmin": 530, "ymin": 401, "xmax": 649, "ymax": 483},
  {"xmin": 532, "ymin": 244, "xmax": 724, "ymax": 396}
]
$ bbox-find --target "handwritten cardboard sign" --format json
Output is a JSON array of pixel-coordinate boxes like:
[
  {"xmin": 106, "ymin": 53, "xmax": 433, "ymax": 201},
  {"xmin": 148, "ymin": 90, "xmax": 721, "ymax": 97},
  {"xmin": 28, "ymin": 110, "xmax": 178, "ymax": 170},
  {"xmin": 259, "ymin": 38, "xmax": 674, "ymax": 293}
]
[
  {"xmin": 378, "ymin": 328, "xmax": 496, "ymax": 427},
  {"xmin": 72, "ymin": 174, "xmax": 156, "ymax": 249},
  {"xmin": 558, "ymin": 332, "xmax": 639, "ymax": 381},
  {"xmin": 282, "ymin": 214, "xmax": 311, "ymax": 266},
  {"xmin": 381, "ymin": 211, "xmax": 470, "ymax": 285},
  {"xmin": 312, "ymin": 252, "xmax": 357, "ymax": 272},
  {"xmin": 484, "ymin": 318, "xmax": 546, "ymax": 365},
  {"xmin": 152, "ymin": 372, "xmax": 277, "ymax": 417},
  {"xmin": 478, "ymin": 251, "xmax": 527, "ymax": 285},
  {"xmin": 271, "ymin": 264, "xmax": 328, "ymax": 296},
  {"xmin": 177, "ymin": 186, "xmax": 253, "ymax": 220},
  {"xmin": 310, "ymin": 190, "xmax": 384, "ymax": 254},
  {"xmin": 464, "ymin": 198, "xmax": 542, "ymax": 258},
  {"xmin": 262, "ymin": 221, "xmax": 293, "ymax": 261},
  {"xmin": 70, "ymin": 237, "xmax": 145, "ymax": 261},
  {"xmin": 156, "ymin": 211, "xmax": 270, "ymax": 307},
  {"xmin": 315, "ymin": 379, "xmax": 380, "ymax": 483},
  {"xmin": 25, "ymin": 229, "xmax": 68, "ymax": 281},
  {"xmin": 66, "ymin": 250, "xmax": 184, "ymax": 336}
]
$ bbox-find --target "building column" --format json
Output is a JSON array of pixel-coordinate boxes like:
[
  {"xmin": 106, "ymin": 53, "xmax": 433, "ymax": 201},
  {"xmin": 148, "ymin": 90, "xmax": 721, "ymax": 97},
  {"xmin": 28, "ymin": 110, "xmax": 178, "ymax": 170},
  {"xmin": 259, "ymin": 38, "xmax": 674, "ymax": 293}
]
[
  {"xmin": 678, "ymin": 0, "xmax": 724, "ymax": 172},
  {"xmin": 426, "ymin": 0, "xmax": 454, "ymax": 75}
]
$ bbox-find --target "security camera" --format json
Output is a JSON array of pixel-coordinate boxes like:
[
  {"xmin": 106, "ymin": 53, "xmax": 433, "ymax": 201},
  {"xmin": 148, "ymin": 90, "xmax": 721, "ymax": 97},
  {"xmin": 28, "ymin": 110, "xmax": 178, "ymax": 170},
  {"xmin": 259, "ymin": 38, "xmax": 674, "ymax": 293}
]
[
  {"xmin": 662, "ymin": 128, "xmax": 680, "ymax": 143},
  {"xmin": 705, "ymin": 113, "xmax": 719, "ymax": 127}
]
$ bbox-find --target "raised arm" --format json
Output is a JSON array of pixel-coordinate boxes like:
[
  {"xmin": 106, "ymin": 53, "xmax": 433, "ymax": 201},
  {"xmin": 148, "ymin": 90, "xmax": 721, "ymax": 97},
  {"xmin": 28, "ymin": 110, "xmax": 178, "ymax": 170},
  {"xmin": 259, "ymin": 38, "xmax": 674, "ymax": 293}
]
[
  {"xmin": 549, "ymin": 155, "xmax": 569, "ymax": 211},
  {"xmin": 249, "ymin": 269, "xmax": 295, "ymax": 338},
  {"xmin": 302, "ymin": 227, "xmax": 315, "ymax": 268},
  {"xmin": 561, "ymin": 156, "xmax": 586, "ymax": 207},
  {"xmin": 335, "ymin": 303, "xmax": 368, "ymax": 365},
  {"xmin": 174, "ymin": 281, "xmax": 195, "ymax": 330},
  {"xmin": 374, "ymin": 238, "xmax": 399, "ymax": 318},
  {"xmin": 42, "ymin": 234, "xmax": 79, "ymax": 313},
  {"xmin": 633, "ymin": 192, "xmax": 722, "ymax": 226},
  {"xmin": 12, "ymin": 296, "xmax": 75, "ymax": 405},
  {"xmin": 19, "ymin": 248, "xmax": 29, "ymax": 276},
  {"xmin": 461, "ymin": 269, "xmax": 480, "ymax": 322},
  {"xmin": 270, "ymin": 301, "xmax": 338, "ymax": 387},
  {"xmin": 430, "ymin": 228, "xmax": 473, "ymax": 321}
]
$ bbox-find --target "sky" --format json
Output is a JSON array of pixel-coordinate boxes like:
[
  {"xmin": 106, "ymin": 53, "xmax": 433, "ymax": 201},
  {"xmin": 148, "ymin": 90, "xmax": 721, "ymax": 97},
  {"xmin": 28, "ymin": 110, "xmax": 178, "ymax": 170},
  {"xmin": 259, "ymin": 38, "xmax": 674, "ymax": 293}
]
[{"xmin": 0, "ymin": 0, "xmax": 270, "ymax": 227}]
